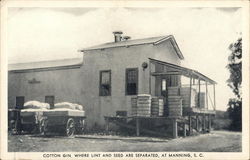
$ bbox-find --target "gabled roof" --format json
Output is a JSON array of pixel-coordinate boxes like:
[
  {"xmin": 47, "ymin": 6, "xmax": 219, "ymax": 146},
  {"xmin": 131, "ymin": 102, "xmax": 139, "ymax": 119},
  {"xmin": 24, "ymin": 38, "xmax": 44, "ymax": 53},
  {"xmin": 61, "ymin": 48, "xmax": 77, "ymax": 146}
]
[
  {"xmin": 80, "ymin": 35, "xmax": 184, "ymax": 60},
  {"xmin": 9, "ymin": 58, "xmax": 82, "ymax": 73}
]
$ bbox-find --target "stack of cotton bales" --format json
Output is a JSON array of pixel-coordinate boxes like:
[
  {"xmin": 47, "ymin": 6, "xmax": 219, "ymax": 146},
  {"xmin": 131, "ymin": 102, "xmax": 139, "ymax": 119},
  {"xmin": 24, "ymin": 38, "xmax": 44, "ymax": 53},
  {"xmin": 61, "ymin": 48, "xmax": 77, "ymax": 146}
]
[
  {"xmin": 131, "ymin": 94, "xmax": 151, "ymax": 117},
  {"xmin": 180, "ymin": 87, "xmax": 197, "ymax": 108},
  {"xmin": 168, "ymin": 96, "xmax": 183, "ymax": 117},
  {"xmin": 151, "ymin": 97, "xmax": 164, "ymax": 117}
]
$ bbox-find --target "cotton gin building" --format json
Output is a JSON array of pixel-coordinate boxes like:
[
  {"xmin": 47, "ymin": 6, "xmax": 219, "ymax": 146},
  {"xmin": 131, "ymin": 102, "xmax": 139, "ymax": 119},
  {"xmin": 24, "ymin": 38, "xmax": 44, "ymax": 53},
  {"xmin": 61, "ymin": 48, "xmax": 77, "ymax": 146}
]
[{"xmin": 8, "ymin": 31, "xmax": 216, "ymax": 138}]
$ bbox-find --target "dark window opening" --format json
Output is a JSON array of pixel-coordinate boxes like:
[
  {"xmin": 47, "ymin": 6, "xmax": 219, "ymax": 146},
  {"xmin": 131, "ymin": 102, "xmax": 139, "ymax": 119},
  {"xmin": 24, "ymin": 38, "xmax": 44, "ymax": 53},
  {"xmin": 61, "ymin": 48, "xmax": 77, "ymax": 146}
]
[
  {"xmin": 126, "ymin": 68, "xmax": 138, "ymax": 95},
  {"xmin": 100, "ymin": 70, "xmax": 111, "ymax": 96},
  {"xmin": 16, "ymin": 96, "xmax": 25, "ymax": 109},
  {"xmin": 45, "ymin": 96, "xmax": 55, "ymax": 108}
]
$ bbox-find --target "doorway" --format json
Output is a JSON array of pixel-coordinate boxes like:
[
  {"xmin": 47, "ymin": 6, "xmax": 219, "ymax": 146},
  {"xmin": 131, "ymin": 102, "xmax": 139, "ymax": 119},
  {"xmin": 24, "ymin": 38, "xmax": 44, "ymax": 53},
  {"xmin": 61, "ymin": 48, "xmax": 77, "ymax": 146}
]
[
  {"xmin": 16, "ymin": 96, "xmax": 25, "ymax": 109},
  {"xmin": 160, "ymin": 75, "xmax": 181, "ymax": 116},
  {"xmin": 161, "ymin": 78, "xmax": 168, "ymax": 116}
]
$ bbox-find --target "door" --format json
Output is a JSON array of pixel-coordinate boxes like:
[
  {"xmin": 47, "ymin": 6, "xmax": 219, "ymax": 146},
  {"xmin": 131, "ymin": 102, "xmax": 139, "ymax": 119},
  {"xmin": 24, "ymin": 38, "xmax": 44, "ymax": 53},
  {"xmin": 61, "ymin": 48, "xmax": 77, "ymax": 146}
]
[
  {"xmin": 16, "ymin": 96, "xmax": 25, "ymax": 109},
  {"xmin": 161, "ymin": 78, "xmax": 168, "ymax": 116}
]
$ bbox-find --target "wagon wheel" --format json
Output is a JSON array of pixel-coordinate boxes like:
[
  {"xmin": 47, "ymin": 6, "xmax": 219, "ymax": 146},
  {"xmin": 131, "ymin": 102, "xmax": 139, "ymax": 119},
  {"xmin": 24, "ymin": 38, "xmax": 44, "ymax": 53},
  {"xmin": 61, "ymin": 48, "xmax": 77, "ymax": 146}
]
[
  {"xmin": 65, "ymin": 118, "xmax": 75, "ymax": 137},
  {"xmin": 76, "ymin": 119, "xmax": 85, "ymax": 134}
]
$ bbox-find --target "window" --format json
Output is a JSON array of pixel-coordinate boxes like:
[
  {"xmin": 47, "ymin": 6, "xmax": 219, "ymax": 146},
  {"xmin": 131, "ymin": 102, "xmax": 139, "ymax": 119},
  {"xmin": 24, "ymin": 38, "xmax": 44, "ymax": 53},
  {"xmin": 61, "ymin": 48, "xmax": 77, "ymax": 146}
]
[
  {"xmin": 99, "ymin": 70, "xmax": 111, "ymax": 96},
  {"xmin": 126, "ymin": 68, "xmax": 138, "ymax": 95},
  {"xmin": 16, "ymin": 96, "xmax": 25, "ymax": 109},
  {"xmin": 45, "ymin": 96, "xmax": 55, "ymax": 108}
]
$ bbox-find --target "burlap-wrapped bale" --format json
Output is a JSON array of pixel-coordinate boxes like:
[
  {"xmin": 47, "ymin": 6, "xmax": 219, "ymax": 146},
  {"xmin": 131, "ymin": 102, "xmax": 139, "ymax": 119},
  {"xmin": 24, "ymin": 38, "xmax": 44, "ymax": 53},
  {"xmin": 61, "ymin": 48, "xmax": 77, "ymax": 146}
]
[
  {"xmin": 167, "ymin": 87, "xmax": 180, "ymax": 96},
  {"xmin": 151, "ymin": 97, "xmax": 164, "ymax": 117},
  {"xmin": 180, "ymin": 87, "xmax": 197, "ymax": 108},
  {"xmin": 134, "ymin": 94, "xmax": 151, "ymax": 117},
  {"xmin": 54, "ymin": 102, "xmax": 85, "ymax": 111},
  {"xmin": 168, "ymin": 96, "xmax": 183, "ymax": 117},
  {"xmin": 54, "ymin": 102, "xmax": 76, "ymax": 110},
  {"xmin": 74, "ymin": 104, "xmax": 84, "ymax": 111},
  {"xmin": 24, "ymin": 101, "xmax": 50, "ymax": 110}
]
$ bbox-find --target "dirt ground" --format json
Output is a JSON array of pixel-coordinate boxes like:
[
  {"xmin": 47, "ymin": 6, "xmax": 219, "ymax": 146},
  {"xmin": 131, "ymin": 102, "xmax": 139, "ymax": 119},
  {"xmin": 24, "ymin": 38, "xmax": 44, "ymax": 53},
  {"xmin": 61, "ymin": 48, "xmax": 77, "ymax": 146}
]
[{"xmin": 8, "ymin": 130, "xmax": 241, "ymax": 152}]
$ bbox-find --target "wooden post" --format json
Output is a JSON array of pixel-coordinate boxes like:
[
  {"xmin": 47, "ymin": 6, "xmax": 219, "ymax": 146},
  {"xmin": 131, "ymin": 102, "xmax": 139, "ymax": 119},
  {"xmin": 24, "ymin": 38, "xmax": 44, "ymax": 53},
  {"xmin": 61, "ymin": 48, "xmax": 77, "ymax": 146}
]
[
  {"xmin": 196, "ymin": 115, "xmax": 199, "ymax": 131},
  {"xmin": 189, "ymin": 77, "xmax": 192, "ymax": 107},
  {"xmin": 208, "ymin": 115, "xmax": 211, "ymax": 132},
  {"xmin": 183, "ymin": 123, "xmax": 186, "ymax": 137},
  {"xmin": 188, "ymin": 116, "xmax": 192, "ymax": 135},
  {"xmin": 149, "ymin": 60, "xmax": 151, "ymax": 94},
  {"xmin": 105, "ymin": 118, "xmax": 110, "ymax": 134},
  {"xmin": 136, "ymin": 118, "xmax": 140, "ymax": 136},
  {"xmin": 202, "ymin": 114, "xmax": 206, "ymax": 132},
  {"xmin": 198, "ymin": 79, "xmax": 201, "ymax": 108},
  {"xmin": 173, "ymin": 118, "xmax": 178, "ymax": 138},
  {"xmin": 213, "ymin": 84, "xmax": 216, "ymax": 110},
  {"xmin": 205, "ymin": 82, "xmax": 208, "ymax": 109}
]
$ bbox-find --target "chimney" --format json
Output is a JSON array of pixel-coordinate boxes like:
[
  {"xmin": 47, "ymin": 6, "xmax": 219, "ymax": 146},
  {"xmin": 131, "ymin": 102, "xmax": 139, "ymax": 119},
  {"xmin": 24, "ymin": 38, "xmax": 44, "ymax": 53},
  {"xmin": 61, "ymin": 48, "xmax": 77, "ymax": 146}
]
[
  {"xmin": 122, "ymin": 36, "xmax": 131, "ymax": 41},
  {"xmin": 113, "ymin": 31, "xmax": 123, "ymax": 42}
]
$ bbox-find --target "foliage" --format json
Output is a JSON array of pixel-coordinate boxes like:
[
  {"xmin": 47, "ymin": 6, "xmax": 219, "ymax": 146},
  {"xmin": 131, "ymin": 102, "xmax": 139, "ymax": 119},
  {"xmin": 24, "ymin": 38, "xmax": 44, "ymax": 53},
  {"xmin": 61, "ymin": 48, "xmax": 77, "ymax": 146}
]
[
  {"xmin": 226, "ymin": 38, "xmax": 242, "ymax": 131},
  {"xmin": 213, "ymin": 110, "xmax": 231, "ymax": 130},
  {"xmin": 227, "ymin": 99, "xmax": 242, "ymax": 131},
  {"xmin": 227, "ymin": 38, "xmax": 242, "ymax": 99}
]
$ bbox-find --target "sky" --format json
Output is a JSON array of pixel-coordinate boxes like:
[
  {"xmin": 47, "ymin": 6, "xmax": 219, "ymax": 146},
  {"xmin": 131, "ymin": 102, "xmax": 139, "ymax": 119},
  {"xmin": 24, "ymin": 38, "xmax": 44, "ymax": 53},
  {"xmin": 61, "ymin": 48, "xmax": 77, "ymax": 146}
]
[{"xmin": 7, "ymin": 7, "xmax": 242, "ymax": 111}]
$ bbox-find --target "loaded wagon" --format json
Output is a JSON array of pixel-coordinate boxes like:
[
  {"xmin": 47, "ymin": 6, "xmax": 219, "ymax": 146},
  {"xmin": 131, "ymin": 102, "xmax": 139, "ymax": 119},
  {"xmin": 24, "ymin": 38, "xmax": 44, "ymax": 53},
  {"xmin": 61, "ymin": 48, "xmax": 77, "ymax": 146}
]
[
  {"xmin": 8, "ymin": 101, "xmax": 86, "ymax": 137},
  {"xmin": 42, "ymin": 109, "xmax": 86, "ymax": 137}
]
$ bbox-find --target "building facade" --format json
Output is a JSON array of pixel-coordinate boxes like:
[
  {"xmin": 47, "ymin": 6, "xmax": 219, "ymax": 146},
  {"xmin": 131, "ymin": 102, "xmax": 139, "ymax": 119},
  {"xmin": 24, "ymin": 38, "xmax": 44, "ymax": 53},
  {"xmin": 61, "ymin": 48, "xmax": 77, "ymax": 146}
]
[{"xmin": 8, "ymin": 32, "xmax": 215, "ymax": 132}]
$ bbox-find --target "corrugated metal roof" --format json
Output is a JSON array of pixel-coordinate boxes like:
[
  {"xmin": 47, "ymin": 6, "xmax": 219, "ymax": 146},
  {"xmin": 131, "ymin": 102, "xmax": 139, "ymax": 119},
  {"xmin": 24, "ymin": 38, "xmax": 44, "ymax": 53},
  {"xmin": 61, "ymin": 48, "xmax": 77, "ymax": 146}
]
[
  {"xmin": 8, "ymin": 58, "xmax": 83, "ymax": 72},
  {"xmin": 80, "ymin": 35, "xmax": 184, "ymax": 59}
]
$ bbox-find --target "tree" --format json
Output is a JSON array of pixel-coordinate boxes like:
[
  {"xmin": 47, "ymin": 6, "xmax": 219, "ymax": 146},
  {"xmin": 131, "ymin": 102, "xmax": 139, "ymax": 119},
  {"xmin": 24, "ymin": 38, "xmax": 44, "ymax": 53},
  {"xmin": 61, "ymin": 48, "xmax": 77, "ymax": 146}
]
[
  {"xmin": 227, "ymin": 98, "xmax": 242, "ymax": 131},
  {"xmin": 226, "ymin": 37, "xmax": 242, "ymax": 131}
]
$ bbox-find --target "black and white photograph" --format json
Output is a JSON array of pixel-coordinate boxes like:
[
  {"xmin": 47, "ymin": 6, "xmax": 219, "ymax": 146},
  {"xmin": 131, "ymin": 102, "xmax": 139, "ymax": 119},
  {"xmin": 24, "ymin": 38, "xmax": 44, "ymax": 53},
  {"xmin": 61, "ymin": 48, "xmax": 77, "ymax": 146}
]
[{"xmin": 0, "ymin": 0, "xmax": 249, "ymax": 160}]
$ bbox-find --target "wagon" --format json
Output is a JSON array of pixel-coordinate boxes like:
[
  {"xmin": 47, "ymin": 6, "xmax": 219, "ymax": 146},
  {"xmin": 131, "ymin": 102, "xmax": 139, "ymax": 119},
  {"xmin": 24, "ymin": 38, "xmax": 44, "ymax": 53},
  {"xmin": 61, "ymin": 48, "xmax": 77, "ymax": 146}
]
[{"xmin": 42, "ymin": 110, "xmax": 86, "ymax": 137}]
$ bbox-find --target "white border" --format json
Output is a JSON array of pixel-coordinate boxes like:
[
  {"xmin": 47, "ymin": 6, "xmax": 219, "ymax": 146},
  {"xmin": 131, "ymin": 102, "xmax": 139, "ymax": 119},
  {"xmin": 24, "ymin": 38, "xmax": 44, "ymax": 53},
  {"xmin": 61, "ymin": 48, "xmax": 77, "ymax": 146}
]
[{"xmin": 1, "ymin": 1, "xmax": 249, "ymax": 160}]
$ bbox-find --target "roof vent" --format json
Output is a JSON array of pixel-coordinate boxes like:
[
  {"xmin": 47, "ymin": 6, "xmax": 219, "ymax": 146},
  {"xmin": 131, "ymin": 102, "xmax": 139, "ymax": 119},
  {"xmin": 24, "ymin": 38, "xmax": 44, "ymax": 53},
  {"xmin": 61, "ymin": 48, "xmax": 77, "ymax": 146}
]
[
  {"xmin": 113, "ymin": 31, "xmax": 123, "ymax": 42},
  {"xmin": 122, "ymin": 36, "xmax": 131, "ymax": 41}
]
